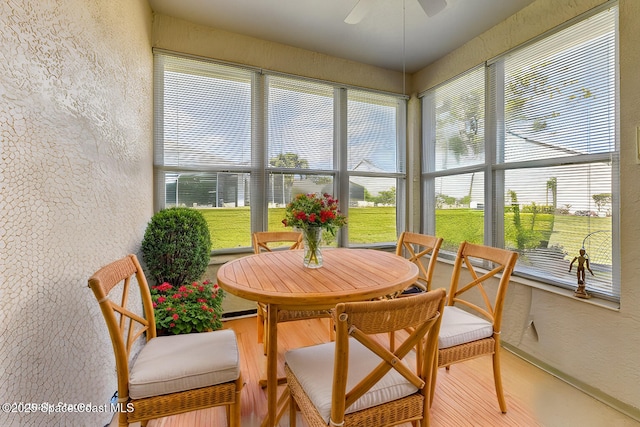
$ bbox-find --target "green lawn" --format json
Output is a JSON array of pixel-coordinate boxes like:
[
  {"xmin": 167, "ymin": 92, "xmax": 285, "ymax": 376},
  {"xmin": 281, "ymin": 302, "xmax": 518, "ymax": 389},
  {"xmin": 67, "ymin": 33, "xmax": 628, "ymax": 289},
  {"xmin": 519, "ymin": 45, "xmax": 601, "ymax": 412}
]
[
  {"xmin": 200, "ymin": 207, "xmax": 398, "ymax": 249},
  {"xmin": 435, "ymin": 209, "xmax": 484, "ymax": 252},
  {"xmin": 198, "ymin": 207, "xmax": 610, "ymax": 262},
  {"xmin": 200, "ymin": 208, "xmax": 252, "ymax": 249},
  {"xmin": 547, "ymin": 215, "xmax": 611, "ymax": 264}
]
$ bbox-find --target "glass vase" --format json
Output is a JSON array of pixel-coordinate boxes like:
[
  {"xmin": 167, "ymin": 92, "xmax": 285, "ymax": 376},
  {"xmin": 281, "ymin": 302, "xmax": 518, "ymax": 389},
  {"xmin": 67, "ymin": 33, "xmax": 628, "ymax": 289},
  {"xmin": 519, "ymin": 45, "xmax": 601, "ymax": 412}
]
[{"xmin": 302, "ymin": 226, "xmax": 323, "ymax": 268}]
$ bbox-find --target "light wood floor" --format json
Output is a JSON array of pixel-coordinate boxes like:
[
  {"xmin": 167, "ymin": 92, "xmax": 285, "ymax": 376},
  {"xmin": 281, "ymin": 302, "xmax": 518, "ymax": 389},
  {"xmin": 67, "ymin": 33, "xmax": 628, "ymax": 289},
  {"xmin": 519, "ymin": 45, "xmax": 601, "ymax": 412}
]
[{"xmin": 117, "ymin": 316, "xmax": 639, "ymax": 427}]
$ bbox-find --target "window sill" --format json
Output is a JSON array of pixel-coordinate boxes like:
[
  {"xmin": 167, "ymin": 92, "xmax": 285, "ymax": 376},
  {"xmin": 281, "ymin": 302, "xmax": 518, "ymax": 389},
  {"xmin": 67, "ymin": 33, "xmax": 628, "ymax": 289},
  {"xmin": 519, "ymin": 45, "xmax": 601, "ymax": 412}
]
[
  {"xmin": 509, "ymin": 274, "xmax": 620, "ymax": 311},
  {"xmin": 436, "ymin": 256, "xmax": 620, "ymax": 311}
]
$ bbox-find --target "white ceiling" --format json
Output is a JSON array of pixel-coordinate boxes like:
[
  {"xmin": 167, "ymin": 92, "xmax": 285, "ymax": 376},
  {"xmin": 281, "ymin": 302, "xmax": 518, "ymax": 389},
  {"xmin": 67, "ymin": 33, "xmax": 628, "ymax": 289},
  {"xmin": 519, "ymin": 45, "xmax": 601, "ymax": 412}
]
[{"xmin": 147, "ymin": 0, "xmax": 536, "ymax": 73}]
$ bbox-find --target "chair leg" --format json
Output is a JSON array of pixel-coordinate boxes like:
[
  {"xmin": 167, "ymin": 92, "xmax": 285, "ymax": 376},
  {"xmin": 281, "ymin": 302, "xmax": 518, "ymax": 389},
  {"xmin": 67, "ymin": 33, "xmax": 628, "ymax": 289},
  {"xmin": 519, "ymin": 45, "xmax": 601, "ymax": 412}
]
[
  {"xmin": 118, "ymin": 411, "xmax": 128, "ymax": 427},
  {"xmin": 493, "ymin": 349, "xmax": 508, "ymax": 413},
  {"xmin": 420, "ymin": 393, "xmax": 429, "ymax": 427},
  {"xmin": 230, "ymin": 377, "xmax": 243, "ymax": 427},
  {"xmin": 257, "ymin": 309, "xmax": 264, "ymax": 344},
  {"xmin": 263, "ymin": 316, "xmax": 269, "ymax": 356},
  {"xmin": 289, "ymin": 390, "xmax": 297, "ymax": 427},
  {"xmin": 416, "ymin": 338, "xmax": 424, "ymax": 372},
  {"xmin": 229, "ymin": 401, "xmax": 241, "ymax": 427},
  {"xmin": 429, "ymin": 357, "xmax": 439, "ymax": 407},
  {"xmin": 257, "ymin": 303, "xmax": 269, "ymax": 355}
]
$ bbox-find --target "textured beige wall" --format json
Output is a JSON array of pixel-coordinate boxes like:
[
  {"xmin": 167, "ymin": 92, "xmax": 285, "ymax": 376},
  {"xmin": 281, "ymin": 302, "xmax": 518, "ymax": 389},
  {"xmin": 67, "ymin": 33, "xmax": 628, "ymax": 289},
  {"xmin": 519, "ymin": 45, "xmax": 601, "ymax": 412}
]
[
  {"xmin": 152, "ymin": 14, "xmax": 406, "ymax": 95},
  {"xmin": 0, "ymin": 1, "xmax": 153, "ymax": 425},
  {"xmin": 416, "ymin": 0, "xmax": 640, "ymax": 417}
]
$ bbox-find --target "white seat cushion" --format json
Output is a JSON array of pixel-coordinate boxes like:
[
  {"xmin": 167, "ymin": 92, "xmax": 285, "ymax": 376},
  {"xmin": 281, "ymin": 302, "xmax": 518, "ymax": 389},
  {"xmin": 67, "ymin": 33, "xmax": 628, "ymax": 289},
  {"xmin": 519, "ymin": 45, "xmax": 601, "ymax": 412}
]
[
  {"xmin": 285, "ymin": 338, "xmax": 418, "ymax": 424},
  {"xmin": 438, "ymin": 306, "xmax": 493, "ymax": 349},
  {"xmin": 129, "ymin": 329, "xmax": 240, "ymax": 399}
]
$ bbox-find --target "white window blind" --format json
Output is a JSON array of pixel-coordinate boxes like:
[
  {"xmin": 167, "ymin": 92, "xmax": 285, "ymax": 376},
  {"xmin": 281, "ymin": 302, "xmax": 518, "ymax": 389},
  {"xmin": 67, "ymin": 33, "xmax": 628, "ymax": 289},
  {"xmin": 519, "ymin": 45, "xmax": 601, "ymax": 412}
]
[
  {"xmin": 154, "ymin": 52, "xmax": 407, "ymax": 250},
  {"xmin": 347, "ymin": 90, "xmax": 400, "ymax": 173},
  {"xmin": 497, "ymin": 5, "xmax": 618, "ymax": 300},
  {"xmin": 154, "ymin": 54, "xmax": 254, "ymax": 248},
  {"xmin": 429, "ymin": 68, "xmax": 485, "ymax": 173},
  {"xmin": 423, "ymin": 67, "xmax": 486, "ymax": 253},
  {"xmin": 347, "ymin": 90, "xmax": 406, "ymax": 245},
  {"xmin": 155, "ymin": 54, "xmax": 253, "ymax": 170},
  {"xmin": 267, "ymin": 76, "xmax": 334, "ymax": 171},
  {"xmin": 422, "ymin": 4, "xmax": 619, "ymax": 301},
  {"xmin": 501, "ymin": 7, "xmax": 617, "ymax": 162}
]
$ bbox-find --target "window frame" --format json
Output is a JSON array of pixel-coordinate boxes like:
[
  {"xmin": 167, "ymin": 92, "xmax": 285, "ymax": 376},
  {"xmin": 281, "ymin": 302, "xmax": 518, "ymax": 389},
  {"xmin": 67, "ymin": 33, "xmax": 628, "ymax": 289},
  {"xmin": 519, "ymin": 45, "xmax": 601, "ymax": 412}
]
[
  {"xmin": 153, "ymin": 51, "xmax": 407, "ymax": 252},
  {"xmin": 420, "ymin": 3, "xmax": 620, "ymax": 301}
]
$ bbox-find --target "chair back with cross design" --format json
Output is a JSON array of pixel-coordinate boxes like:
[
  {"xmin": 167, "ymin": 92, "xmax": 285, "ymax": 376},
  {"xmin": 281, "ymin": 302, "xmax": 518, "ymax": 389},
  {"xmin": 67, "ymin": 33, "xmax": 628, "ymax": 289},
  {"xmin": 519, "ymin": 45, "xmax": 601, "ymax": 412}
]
[
  {"xmin": 396, "ymin": 231, "xmax": 443, "ymax": 293},
  {"xmin": 89, "ymin": 254, "xmax": 243, "ymax": 427},
  {"xmin": 285, "ymin": 288, "xmax": 446, "ymax": 427},
  {"xmin": 390, "ymin": 232, "xmax": 444, "ymax": 363}
]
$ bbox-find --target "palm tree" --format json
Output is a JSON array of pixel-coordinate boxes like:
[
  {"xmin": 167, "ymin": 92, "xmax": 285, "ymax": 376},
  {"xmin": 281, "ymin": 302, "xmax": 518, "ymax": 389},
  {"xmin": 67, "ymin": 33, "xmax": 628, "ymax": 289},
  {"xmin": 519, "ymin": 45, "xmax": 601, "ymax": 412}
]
[
  {"xmin": 438, "ymin": 91, "xmax": 484, "ymax": 205},
  {"xmin": 546, "ymin": 177, "xmax": 557, "ymax": 211}
]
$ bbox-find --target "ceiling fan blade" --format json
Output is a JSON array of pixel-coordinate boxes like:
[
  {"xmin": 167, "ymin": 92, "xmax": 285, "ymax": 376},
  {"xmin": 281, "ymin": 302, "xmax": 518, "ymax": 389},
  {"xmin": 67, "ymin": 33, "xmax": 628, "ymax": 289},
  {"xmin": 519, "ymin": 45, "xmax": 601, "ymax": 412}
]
[
  {"xmin": 344, "ymin": 0, "xmax": 371, "ymax": 25},
  {"xmin": 417, "ymin": 0, "xmax": 447, "ymax": 17}
]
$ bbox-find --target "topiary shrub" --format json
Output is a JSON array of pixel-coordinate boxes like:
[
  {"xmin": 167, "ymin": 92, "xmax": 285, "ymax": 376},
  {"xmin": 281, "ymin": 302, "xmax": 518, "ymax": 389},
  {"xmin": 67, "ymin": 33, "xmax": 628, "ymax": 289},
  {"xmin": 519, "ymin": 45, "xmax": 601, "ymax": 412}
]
[{"xmin": 141, "ymin": 207, "xmax": 212, "ymax": 287}]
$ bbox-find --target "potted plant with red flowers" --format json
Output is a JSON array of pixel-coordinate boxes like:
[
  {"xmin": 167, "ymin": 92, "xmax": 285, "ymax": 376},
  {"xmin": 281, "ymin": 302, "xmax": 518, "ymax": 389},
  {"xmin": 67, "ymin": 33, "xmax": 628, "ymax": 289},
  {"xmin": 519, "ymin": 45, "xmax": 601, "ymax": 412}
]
[
  {"xmin": 150, "ymin": 280, "xmax": 224, "ymax": 334},
  {"xmin": 142, "ymin": 207, "xmax": 225, "ymax": 334}
]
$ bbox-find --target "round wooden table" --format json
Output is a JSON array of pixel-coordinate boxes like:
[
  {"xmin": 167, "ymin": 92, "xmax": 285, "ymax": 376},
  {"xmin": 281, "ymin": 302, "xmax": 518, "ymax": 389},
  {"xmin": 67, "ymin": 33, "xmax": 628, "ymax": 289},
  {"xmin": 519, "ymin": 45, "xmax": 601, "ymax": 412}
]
[{"xmin": 217, "ymin": 248, "xmax": 419, "ymax": 427}]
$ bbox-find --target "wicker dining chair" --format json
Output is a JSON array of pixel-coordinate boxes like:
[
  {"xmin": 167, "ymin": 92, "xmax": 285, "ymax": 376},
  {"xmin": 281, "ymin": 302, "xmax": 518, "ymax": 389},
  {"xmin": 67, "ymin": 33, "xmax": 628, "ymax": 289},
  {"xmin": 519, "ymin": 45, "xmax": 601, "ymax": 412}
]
[
  {"xmin": 253, "ymin": 231, "xmax": 333, "ymax": 357},
  {"xmin": 285, "ymin": 288, "xmax": 446, "ymax": 427},
  {"xmin": 88, "ymin": 254, "xmax": 243, "ymax": 427},
  {"xmin": 390, "ymin": 232, "xmax": 444, "ymax": 368},
  {"xmin": 395, "ymin": 231, "xmax": 444, "ymax": 294},
  {"xmin": 431, "ymin": 241, "xmax": 518, "ymax": 414}
]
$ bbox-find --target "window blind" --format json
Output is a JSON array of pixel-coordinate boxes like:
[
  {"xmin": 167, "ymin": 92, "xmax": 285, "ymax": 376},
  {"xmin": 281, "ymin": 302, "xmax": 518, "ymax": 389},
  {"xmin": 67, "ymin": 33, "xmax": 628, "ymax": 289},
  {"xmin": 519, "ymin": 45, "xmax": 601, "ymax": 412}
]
[
  {"xmin": 153, "ymin": 53, "xmax": 255, "ymax": 248},
  {"xmin": 267, "ymin": 75, "xmax": 334, "ymax": 171},
  {"xmin": 497, "ymin": 5, "xmax": 618, "ymax": 300},
  {"xmin": 153, "ymin": 51, "xmax": 407, "ymax": 250},
  {"xmin": 422, "ymin": 4, "xmax": 619, "ymax": 301},
  {"xmin": 501, "ymin": 7, "xmax": 617, "ymax": 163},
  {"xmin": 154, "ymin": 54, "xmax": 253, "ymax": 169},
  {"xmin": 429, "ymin": 67, "xmax": 485, "ymax": 173}
]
